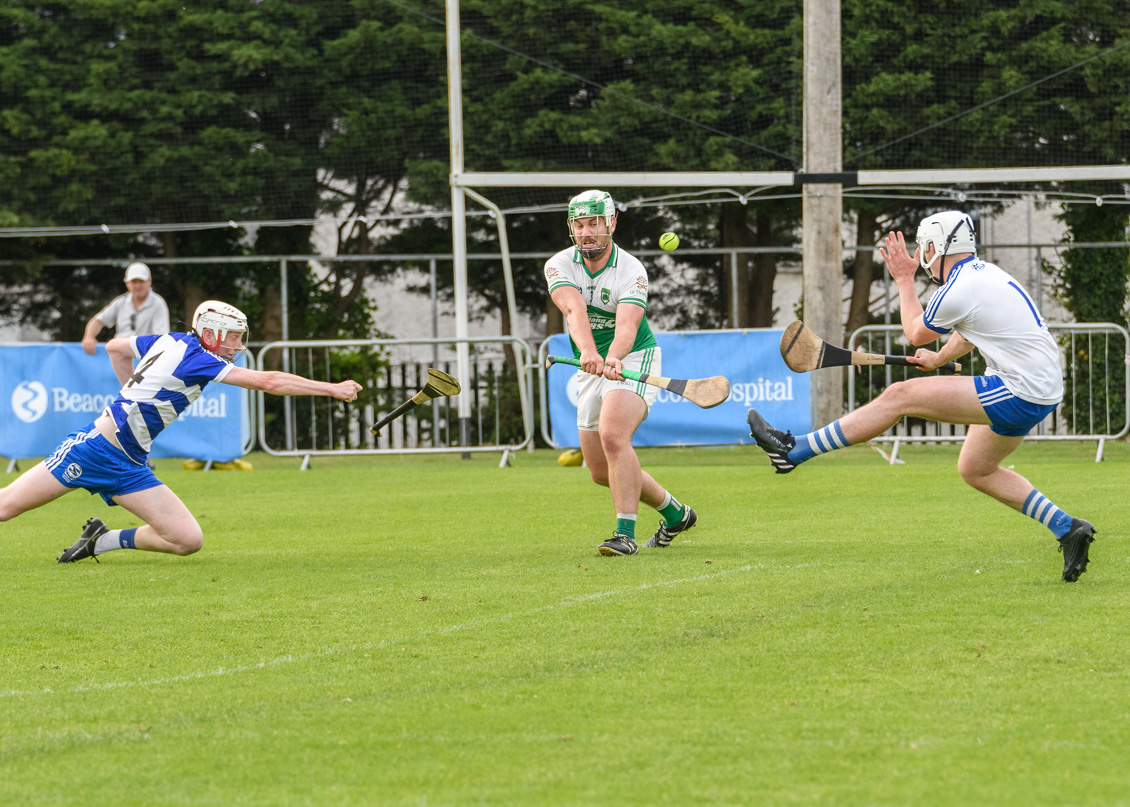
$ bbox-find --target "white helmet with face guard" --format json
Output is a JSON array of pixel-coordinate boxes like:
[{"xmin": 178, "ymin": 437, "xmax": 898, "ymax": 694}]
[
  {"xmin": 192, "ymin": 300, "xmax": 249, "ymax": 360},
  {"xmin": 916, "ymin": 210, "xmax": 976, "ymax": 285},
  {"xmin": 567, "ymin": 190, "xmax": 617, "ymax": 259}
]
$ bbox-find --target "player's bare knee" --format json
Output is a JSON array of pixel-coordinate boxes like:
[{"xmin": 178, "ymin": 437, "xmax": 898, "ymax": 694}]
[
  {"xmin": 961, "ymin": 474, "xmax": 992, "ymax": 494},
  {"xmin": 0, "ymin": 493, "xmax": 25, "ymax": 522},
  {"xmin": 173, "ymin": 535, "xmax": 203, "ymax": 555},
  {"xmin": 168, "ymin": 526, "xmax": 204, "ymax": 555},
  {"xmin": 599, "ymin": 431, "xmax": 631, "ymax": 458},
  {"xmin": 957, "ymin": 459, "xmax": 992, "ymax": 490},
  {"xmin": 876, "ymin": 380, "xmax": 912, "ymax": 411},
  {"xmin": 589, "ymin": 468, "xmax": 610, "ymax": 487}
]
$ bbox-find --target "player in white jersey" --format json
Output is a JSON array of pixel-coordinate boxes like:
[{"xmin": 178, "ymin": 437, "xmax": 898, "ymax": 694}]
[
  {"xmin": 0, "ymin": 301, "xmax": 362, "ymax": 563},
  {"xmin": 546, "ymin": 190, "xmax": 697, "ymax": 556},
  {"xmin": 746, "ymin": 211, "xmax": 1095, "ymax": 582}
]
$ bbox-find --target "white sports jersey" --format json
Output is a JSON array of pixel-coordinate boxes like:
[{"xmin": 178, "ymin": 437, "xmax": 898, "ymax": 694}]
[
  {"xmin": 923, "ymin": 256, "xmax": 1063, "ymax": 404},
  {"xmin": 103, "ymin": 333, "xmax": 234, "ymax": 463},
  {"xmin": 544, "ymin": 244, "xmax": 656, "ymax": 357}
]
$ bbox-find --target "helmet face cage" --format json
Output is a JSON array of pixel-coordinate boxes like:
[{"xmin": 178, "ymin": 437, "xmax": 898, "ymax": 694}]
[
  {"xmin": 567, "ymin": 190, "xmax": 616, "ymax": 259},
  {"xmin": 916, "ymin": 211, "xmax": 976, "ymax": 285},
  {"xmin": 192, "ymin": 300, "xmax": 249, "ymax": 362}
]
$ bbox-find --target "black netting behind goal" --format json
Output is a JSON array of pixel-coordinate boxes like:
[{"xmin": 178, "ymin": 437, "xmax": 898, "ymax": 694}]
[{"xmin": 0, "ymin": 0, "xmax": 1126, "ymax": 235}]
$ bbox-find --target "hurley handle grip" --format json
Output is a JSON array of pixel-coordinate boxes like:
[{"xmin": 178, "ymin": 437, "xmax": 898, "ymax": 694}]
[
  {"xmin": 884, "ymin": 355, "xmax": 962, "ymax": 373},
  {"xmin": 546, "ymin": 354, "xmax": 645, "ymax": 383},
  {"xmin": 369, "ymin": 398, "xmax": 416, "ymax": 436}
]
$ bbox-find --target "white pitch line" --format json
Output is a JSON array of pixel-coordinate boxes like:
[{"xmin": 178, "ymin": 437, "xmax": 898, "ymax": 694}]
[{"xmin": 1, "ymin": 564, "xmax": 755, "ymax": 700}]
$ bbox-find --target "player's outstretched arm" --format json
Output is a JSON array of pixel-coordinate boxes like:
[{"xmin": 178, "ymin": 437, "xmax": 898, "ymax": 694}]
[
  {"xmin": 550, "ymin": 286, "xmax": 602, "ymax": 375},
  {"xmin": 604, "ymin": 304, "xmax": 644, "ymax": 380},
  {"xmin": 106, "ymin": 338, "xmax": 137, "ymax": 385},
  {"xmin": 222, "ymin": 367, "xmax": 362, "ymax": 401}
]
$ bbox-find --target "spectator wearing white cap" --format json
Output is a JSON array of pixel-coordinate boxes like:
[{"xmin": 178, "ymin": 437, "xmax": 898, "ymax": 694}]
[{"xmin": 81, "ymin": 262, "xmax": 171, "ymax": 355}]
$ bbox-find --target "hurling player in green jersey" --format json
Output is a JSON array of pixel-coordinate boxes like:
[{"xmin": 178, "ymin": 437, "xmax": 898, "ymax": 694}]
[{"xmin": 544, "ymin": 190, "xmax": 697, "ymax": 556}]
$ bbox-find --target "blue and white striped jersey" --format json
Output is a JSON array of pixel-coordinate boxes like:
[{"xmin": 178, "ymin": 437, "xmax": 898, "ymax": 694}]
[{"xmin": 102, "ymin": 333, "xmax": 234, "ymax": 463}]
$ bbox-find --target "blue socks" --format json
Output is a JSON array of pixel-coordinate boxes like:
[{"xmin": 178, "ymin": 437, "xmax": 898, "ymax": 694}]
[
  {"xmin": 788, "ymin": 420, "xmax": 852, "ymax": 465},
  {"xmin": 93, "ymin": 527, "xmax": 138, "ymax": 556},
  {"xmin": 1022, "ymin": 490, "xmax": 1073, "ymax": 538}
]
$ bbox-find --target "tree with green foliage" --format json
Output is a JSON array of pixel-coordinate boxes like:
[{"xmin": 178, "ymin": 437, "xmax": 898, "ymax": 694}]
[
  {"xmin": 841, "ymin": 0, "xmax": 1130, "ymax": 335},
  {"xmin": 1, "ymin": 0, "xmax": 1128, "ymax": 351},
  {"xmin": 0, "ymin": 0, "xmax": 381, "ymax": 342}
]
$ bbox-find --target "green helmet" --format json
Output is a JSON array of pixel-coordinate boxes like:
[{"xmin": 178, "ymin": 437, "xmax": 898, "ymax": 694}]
[
  {"xmin": 567, "ymin": 190, "xmax": 617, "ymax": 259},
  {"xmin": 567, "ymin": 190, "xmax": 616, "ymax": 228}
]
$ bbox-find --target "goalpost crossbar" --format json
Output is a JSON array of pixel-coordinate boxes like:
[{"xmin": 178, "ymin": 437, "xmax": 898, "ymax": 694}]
[{"xmin": 454, "ymin": 166, "xmax": 1130, "ymax": 189}]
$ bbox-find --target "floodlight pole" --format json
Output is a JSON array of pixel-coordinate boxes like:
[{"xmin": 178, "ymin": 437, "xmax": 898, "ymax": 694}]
[
  {"xmin": 446, "ymin": 0, "xmax": 473, "ymax": 448},
  {"xmin": 803, "ymin": 0, "xmax": 844, "ymax": 428}
]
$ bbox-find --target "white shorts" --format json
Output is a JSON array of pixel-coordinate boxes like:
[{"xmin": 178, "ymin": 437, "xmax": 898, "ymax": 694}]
[{"xmin": 576, "ymin": 346, "xmax": 661, "ymax": 431}]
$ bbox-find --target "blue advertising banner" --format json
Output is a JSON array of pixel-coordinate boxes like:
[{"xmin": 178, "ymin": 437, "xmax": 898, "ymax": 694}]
[
  {"xmin": 546, "ymin": 330, "xmax": 810, "ymax": 448},
  {"xmin": 1, "ymin": 343, "xmax": 248, "ymax": 461}
]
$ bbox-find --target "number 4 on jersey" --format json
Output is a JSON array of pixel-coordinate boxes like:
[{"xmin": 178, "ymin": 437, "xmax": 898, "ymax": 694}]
[{"xmin": 126, "ymin": 351, "xmax": 164, "ymax": 388}]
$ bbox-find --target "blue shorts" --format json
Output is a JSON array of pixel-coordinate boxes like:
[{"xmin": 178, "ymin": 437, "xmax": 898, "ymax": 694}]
[
  {"xmin": 975, "ymin": 376, "xmax": 1058, "ymax": 437},
  {"xmin": 44, "ymin": 425, "xmax": 162, "ymax": 506}
]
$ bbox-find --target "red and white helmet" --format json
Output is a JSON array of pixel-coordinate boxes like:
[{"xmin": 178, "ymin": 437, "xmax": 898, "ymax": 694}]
[{"xmin": 192, "ymin": 300, "xmax": 248, "ymax": 357}]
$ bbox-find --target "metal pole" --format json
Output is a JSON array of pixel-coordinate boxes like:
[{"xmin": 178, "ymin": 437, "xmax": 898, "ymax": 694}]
[
  {"xmin": 430, "ymin": 258, "xmax": 440, "ymax": 440},
  {"xmin": 463, "ymin": 187, "xmax": 533, "ymax": 447},
  {"xmin": 280, "ymin": 257, "xmax": 294, "ymax": 451},
  {"xmin": 1035, "ymin": 245, "xmax": 1044, "ymax": 316},
  {"xmin": 447, "ymin": 0, "xmax": 472, "ymax": 448},
  {"xmin": 730, "ymin": 250, "xmax": 739, "ymax": 328},
  {"xmin": 1027, "ymin": 193, "xmax": 1035, "ymax": 296}
]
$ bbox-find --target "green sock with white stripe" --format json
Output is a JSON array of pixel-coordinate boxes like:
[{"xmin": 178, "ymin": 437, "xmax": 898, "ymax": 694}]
[
  {"xmin": 615, "ymin": 514, "xmax": 637, "ymax": 539},
  {"xmin": 656, "ymin": 492, "xmax": 685, "ymax": 527}
]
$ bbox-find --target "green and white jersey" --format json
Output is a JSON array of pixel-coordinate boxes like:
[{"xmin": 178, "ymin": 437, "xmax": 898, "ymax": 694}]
[{"xmin": 544, "ymin": 244, "xmax": 657, "ymax": 359}]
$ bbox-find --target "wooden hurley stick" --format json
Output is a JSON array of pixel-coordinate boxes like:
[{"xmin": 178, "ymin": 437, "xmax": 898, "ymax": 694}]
[
  {"xmin": 779, "ymin": 321, "xmax": 961, "ymax": 374},
  {"xmin": 545, "ymin": 355, "xmax": 731, "ymax": 409}
]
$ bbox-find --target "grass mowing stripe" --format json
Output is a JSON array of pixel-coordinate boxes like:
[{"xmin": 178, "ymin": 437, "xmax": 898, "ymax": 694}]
[{"xmin": 0, "ymin": 563, "xmax": 756, "ymax": 700}]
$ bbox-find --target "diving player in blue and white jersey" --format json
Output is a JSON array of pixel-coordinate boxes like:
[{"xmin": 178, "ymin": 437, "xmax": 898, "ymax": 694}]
[
  {"xmin": 746, "ymin": 211, "xmax": 1096, "ymax": 582},
  {"xmin": 0, "ymin": 301, "xmax": 362, "ymax": 563}
]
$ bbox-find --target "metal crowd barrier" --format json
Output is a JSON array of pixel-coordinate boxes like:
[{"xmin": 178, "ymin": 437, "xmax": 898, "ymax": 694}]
[
  {"xmin": 255, "ymin": 337, "xmax": 534, "ymax": 466},
  {"xmin": 847, "ymin": 322, "xmax": 1130, "ymax": 462}
]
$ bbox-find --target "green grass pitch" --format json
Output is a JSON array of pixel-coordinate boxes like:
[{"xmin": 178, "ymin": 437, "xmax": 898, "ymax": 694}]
[{"xmin": 2, "ymin": 442, "xmax": 1127, "ymax": 805}]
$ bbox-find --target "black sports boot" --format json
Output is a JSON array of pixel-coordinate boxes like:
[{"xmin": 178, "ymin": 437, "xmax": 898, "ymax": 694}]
[
  {"xmin": 746, "ymin": 408, "xmax": 797, "ymax": 474},
  {"xmin": 57, "ymin": 518, "xmax": 108, "ymax": 564},
  {"xmin": 644, "ymin": 506, "xmax": 698, "ymax": 548},
  {"xmin": 598, "ymin": 533, "xmax": 638, "ymax": 556},
  {"xmin": 1058, "ymin": 518, "xmax": 1096, "ymax": 582}
]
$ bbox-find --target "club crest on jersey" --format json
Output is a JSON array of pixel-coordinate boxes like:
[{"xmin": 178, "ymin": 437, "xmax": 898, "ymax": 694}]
[
  {"xmin": 63, "ymin": 463, "xmax": 83, "ymax": 483},
  {"xmin": 635, "ymin": 275, "xmax": 647, "ymax": 291},
  {"xmin": 601, "ymin": 288, "xmax": 610, "ymax": 304}
]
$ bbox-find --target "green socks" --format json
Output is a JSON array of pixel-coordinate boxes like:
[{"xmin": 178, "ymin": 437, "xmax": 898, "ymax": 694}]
[{"xmin": 657, "ymin": 492, "xmax": 684, "ymax": 527}]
